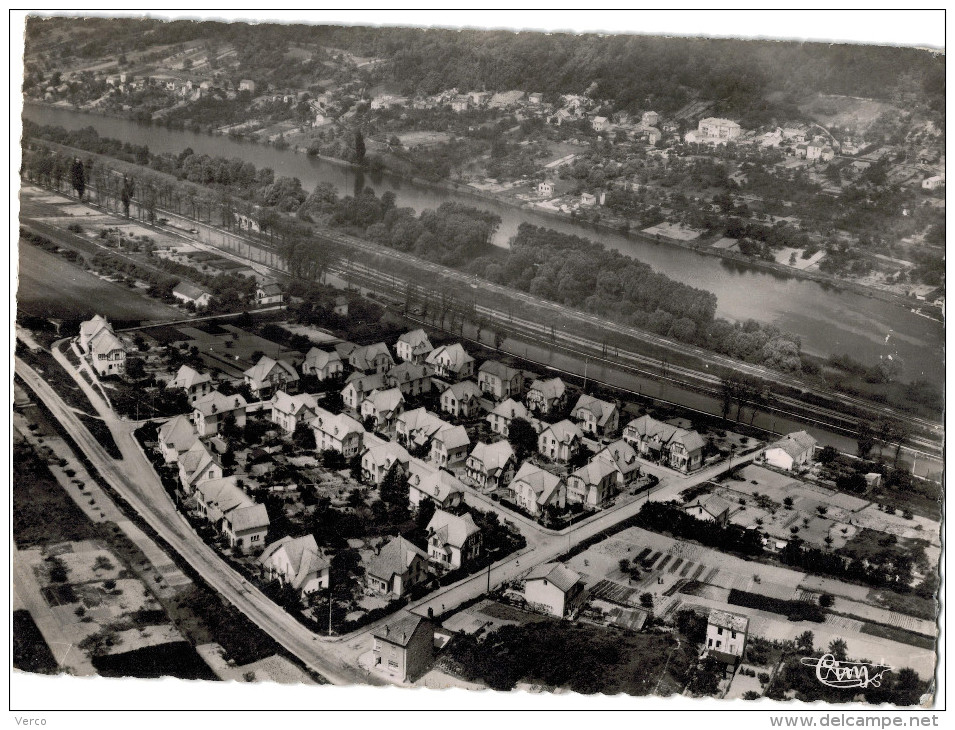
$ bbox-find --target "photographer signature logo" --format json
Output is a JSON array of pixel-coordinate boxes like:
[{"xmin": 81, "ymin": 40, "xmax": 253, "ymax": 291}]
[{"xmin": 800, "ymin": 654, "xmax": 893, "ymax": 689}]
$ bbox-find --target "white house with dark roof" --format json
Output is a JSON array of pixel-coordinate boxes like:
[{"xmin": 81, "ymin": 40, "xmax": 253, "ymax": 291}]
[
  {"xmin": 302, "ymin": 348, "xmax": 343, "ymax": 381},
  {"xmin": 88, "ymin": 328, "xmax": 127, "ymax": 377},
  {"xmin": 157, "ymin": 414, "xmax": 198, "ymax": 463},
  {"xmin": 177, "ymin": 440, "xmax": 224, "ymax": 494},
  {"xmin": 192, "ymin": 391, "xmax": 248, "ymax": 437},
  {"xmin": 571, "ymin": 394, "xmax": 619, "ymax": 437},
  {"xmin": 407, "ymin": 458, "xmax": 464, "ymax": 512},
  {"xmin": 566, "ymin": 457, "xmax": 619, "ymax": 508},
  {"xmin": 440, "ymin": 379, "xmax": 484, "ymax": 418},
  {"xmin": 259, "ymin": 534, "xmax": 330, "ymax": 597},
  {"xmin": 465, "ymin": 441, "xmax": 516, "ymax": 491},
  {"xmin": 523, "ymin": 562, "xmax": 586, "ymax": 617},
  {"xmin": 170, "ymin": 365, "xmax": 213, "ymax": 403},
  {"xmin": 477, "ymin": 360, "xmax": 525, "ymax": 400},
  {"xmin": 526, "ymin": 377, "xmax": 567, "ymax": 416},
  {"xmin": 426, "ymin": 509, "xmax": 482, "ymax": 572},
  {"xmin": 371, "ymin": 612, "xmax": 435, "ymax": 683},
  {"xmin": 509, "ymin": 463, "xmax": 566, "ymax": 517},
  {"xmin": 764, "ymin": 431, "xmax": 817, "ymax": 472},
  {"xmin": 365, "ymin": 537, "xmax": 429, "ymax": 597},
  {"xmin": 360, "ymin": 387, "xmax": 405, "ymax": 431},
  {"xmin": 341, "ymin": 372, "xmax": 387, "ymax": 411},
  {"xmin": 538, "ymin": 419, "xmax": 583, "ymax": 463},
  {"xmin": 684, "ymin": 494, "xmax": 732, "ymax": 526},
  {"xmin": 244, "ymin": 356, "xmax": 300, "ymax": 399},
  {"xmin": 395, "ymin": 329, "xmax": 434, "ymax": 364},
  {"xmin": 193, "ymin": 476, "xmax": 269, "ymax": 551},
  {"xmin": 348, "ymin": 342, "xmax": 395, "ymax": 374},
  {"xmin": 706, "ymin": 610, "xmax": 749, "ymax": 668},
  {"xmin": 311, "ymin": 408, "xmax": 365, "ymax": 458},
  {"xmin": 255, "ymin": 281, "xmax": 284, "ymax": 306},
  {"xmin": 270, "ymin": 391, "xmax": 319, "ymax": 434},
  {"xmin": 430, "ymin": 425, "xmax": 470, "ymax": 467},
  {"xmin": 386, "ymin": 362, "xmax": 433, "ymax": 397},
  {"xmin": 426, "ymin": 343, "xmax": 475, "ymax": 381}
]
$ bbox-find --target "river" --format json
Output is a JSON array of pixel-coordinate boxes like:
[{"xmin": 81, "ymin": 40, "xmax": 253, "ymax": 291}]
[{"xmin": 21, "ymin": 103, "xmax": 944, "ymax": 386}]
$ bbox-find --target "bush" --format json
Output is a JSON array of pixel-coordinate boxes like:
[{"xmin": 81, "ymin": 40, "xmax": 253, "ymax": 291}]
[
  {"xmin": 758, "ymin": 672, "xmax": 770, "ymax": 684},
  {"xmin": 819, "ymin": 593, "xmax": 834, "ymax": 608}
]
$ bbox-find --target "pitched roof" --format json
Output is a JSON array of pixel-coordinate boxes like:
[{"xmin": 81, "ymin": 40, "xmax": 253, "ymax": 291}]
[
  {"xmin": 525, "ymin": 562, "xmax": 582, "ymax": 593},
  {"xmin": 80, "ymin": 315, "xmax": 111, "ymax": 342},
  {"xmin": 512, "ymin": 462, "xmax": 562, "ymax": 496},
  {"xmin": 179, "ymin": 440, "xmax": 220, "ymax": 482},
  {"xmin": 90, "ymin": 328, "xmax": 125, "ymax": 356},
  {"xmin": 158, "ymin": 414, "xmax": 198, "ymax": 452},
  {"xmin": 408, "ymin": 458, "xmax": 464, "ymax": 503},
  {"xmin": 257, "ymin": 282, "xmax": 283, "ymax": 296},
  {"xmin": 271, "ymin": 390, "xmax": 318, "ymax": 417},
  {"xmin": 193, "ymin": 390, "xmax": 248, "ymax": 417},
  {"xmin": 172, "ymin": 365, "xmax": 211, "ymax": 390},
  {"xmin": 398, "ymin": 408, "xmax": 450, "ymax": 442},
  {"xmin": 489, "ymin": 398, "xmax": 530, "ymax": 421},
  {"xmin": 709, "ymin": 610, "xmax": 749, "ymax": 633},
  {"xmin": 427, "ymin": 509, "xmax": 480, "ymax": 549},
  {"xmin": 594, "ymin": 439, "xmax": 640, "ymax": 473},
  {"xmin": 350, "ymin": 342, "xmax": 393, "ymax": 370},
  {"xmin": 626, "ymin": 415, "xmax": 704, "ymax": 453},
  {"xmin": 426, "ymin": 343, "xmax": 474, "ymax": 370},
  {"xmin": 541, "ymin": 419, "xmax": 583, "ymax": 444},
  {"xmin": 334, "ymin": 341, "xmax": 358, "ymax": 359},
  {"xmin": 195, "ymin": 476, "xmax": 247, "ymax": 512},
  {"xmin": 312, "ymin": 408, "xmax": 365, "ymax": 440},
  {"xmin": 366, "ymin": 536, "xmax": 427, "ymax": 583},
  {"xmin": 362, "ymin": 435, "xmax": 411, "ymax": 470},
  {"xmin": 478, "ymin": 360, "xmax": 521, "ymax": 381},
  {"xmin": 343, "ymin": 372, "xmax": 387, "ymax": 392},
  {"xmin": 387, "ymin": 361, "xmax": 431, "ymax": 384},
  {"xmin": 570, "ymin": 457, "xmax": 618, "ymax": 486},
  {"xmin": 373, "ymin": 612, "xmax": 431, "ymax": 647},
  {"xmin": 397, "ymin": 329, "xmax": 432, "ymax": 349},
  {"xmin": 228, "ymin": 503, "xmax": 270, "ymax": 533},
  {"xmin": 776, "ymin": 431, "xmax": 817, "ymax": 453},
  {"xmin": 259, "ymin": 534, "xmax": 329, "ymax": 588},
  {"xmin": 304, "ymin": 347, "xmax": 342, "ymax": 370},
  {"xmin": 529, "ymin": 377, "xmax": 565, "ymax": 401},
  {"xmin": 573, "ymin": 394, "xmax": 617, "ymax": 427},
  {"xmin": 686, "ymin": 495, "xmax": 732, "ymax": 518},
  {"xmin": 362, "ymin": 387, "xmax": 405, "ymax": 414},
  {"xmin": 435, "ymin": 425, "xmax": 470, "ymax": 451},
  {"xmin": 244, "ymin": 356, "xmax": 299, "ymax": 386},
  {"xmin": 468, "ymin": 440, "xmax": 515, "ymax": 473},
  {"xmin": 446, "ymin": 379, "xmax": 483, "ymax": 401},
  {"xmin": 172, "ymin": 281, "xmax": 211, "ymax": 301}
]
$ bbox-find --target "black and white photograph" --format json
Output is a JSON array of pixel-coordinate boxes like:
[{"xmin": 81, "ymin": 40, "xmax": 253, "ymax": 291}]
[{"xmin": 9, "ymin": 9, "xmax": 946, "ymax": 719}]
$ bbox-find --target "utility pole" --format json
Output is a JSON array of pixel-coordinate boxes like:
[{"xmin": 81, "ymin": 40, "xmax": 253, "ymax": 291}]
[{"xmin": 328, "ymin": 575, "xmax": 333, "ymax": 637}]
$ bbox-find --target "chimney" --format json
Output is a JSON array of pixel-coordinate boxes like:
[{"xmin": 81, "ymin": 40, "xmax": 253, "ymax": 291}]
[{"xmin": 383, "ymin": 624, "xmax": 389, "ymax": 637}]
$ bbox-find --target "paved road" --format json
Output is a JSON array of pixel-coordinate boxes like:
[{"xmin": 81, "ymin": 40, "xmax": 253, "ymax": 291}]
[{"xmin": 16, "ymin": 355, "xmax": 383, "ymax": 687}]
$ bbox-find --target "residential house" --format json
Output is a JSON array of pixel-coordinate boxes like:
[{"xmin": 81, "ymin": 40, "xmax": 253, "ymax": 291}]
[
  {"xmin": 465, "ymin": 441, "xmax": 516, "ymax": 492},
  {"xmin": 334, "ymin": 341, "xmax": 359, "ymax": 360},
  {"xmin": 477, "ymin": 360, "xmax": 525, "ymax": 400},
  {"xmin": 238, "ymin": 79, "xmax": 256, "ymax": 93},
  {"xmin": 301, "ymin": 348, "xmax": 344, "ymax": 381},
  {"xmin": 591, "ymin": 116, "xmax": 610, "ymax": 132},
  {"xmin": 440, "ymin": 379, "xmax": 484, "ymax": 418},
  {"xmin": 192, "ymin": 391, "xmax": 248, "ymax": 437},
  {"xmin": 706, "ymin": 610, "xmax": 749, "ymax": 669},
  {"xmin": 311, "ymin": 408, "xmax": 365, "ymax": 458},
  {"xmin": 157, "ymin": 414, "xmax": 198, "ymax": 463},
  {"xmin": 523, "ymin": 563, "xmax": 586, "ymax": 617},
  {"xmin": 426, "ymin": 509, "xmax": 482, "ymax": 572},
  {"xmin": 764, "ymin": 431, "xmax": 817, "ymax": 471},
  {"xmin": 641, "ymin": 111, "xmax": 659, "ymax": 127},
  {"xmin": 243, "ymin": 356, "xmax": 300, "ymax": 400},
  {"xmin": 395, "ymin": 408, "xmax": 451, "ymax": 451},
  {"xmin": 407, "ymin": 459, "xmax": 464, "ymax": 512},
  {"xmin": 341, "ymin": 373, "xmax": 387, "ymax": 411},
  {"xmin": 365, "ymin": 538, "xmax": 429, "ymax": 597},
  {"xmin": 385, "ymin": 362, "xmax": 433, "ymax": 397},
  {"xmin": 172, "ymin": 282, "xmax": 213, "ymax": 308},
  {"xmin": 395, "ymin": 329, "xmax": 434, "ymax": 364},
  {"xmin": 371, "ymin": 613, "xmax": 434, "ymax": 682},
  {"xmin": 593, "ymin": 439, "xmax": 642, "ymax": 490},
  {"xmin": 361, "ymin": 435, "xmax": 411, "ymax": 486},
  {"xmin": 170, "ymin": 365, "xmax": 213, "ymax": 403},
  {"xmin": 566, "ymin": 457, "xmax": 618, "ymax": 508},
  {"xmin": 622, "ymin": 415, "xmax": 705, "ymax": 473},
  {"xmin": 333, "ymin": 296, "xmax": 349, "ymax": 316},
  {"xmin": 270, "ymin": 391, "xmax": 319, "ymax": 434},
  {"xmin": 526, "ymin": 378, "xmax": 567, "ymax": 416},
  {"xmin": 580, "ymin": 192, "xmax": 597, "ymax": 207},
  {"xmin": 684, "ymin": 495, "xmax": 732, "ymax": 526},
  {"xmin": 571, "ymin": 394, "xmax": 619, "ymax": 437},
  {"xmin": 693, "ymin": 117, "xmax": 742, "ymax": 143},
  {"xmin": 259, "ymin": 534, "xmax": 330, "ymax": 597},
  {"xmin": 487, "ymin": 398, "xmax": 538, "ymax": 437},
  {"xmin": 177, "ymin": 440, "xmax": 224, "ymax": 495},
  {"xmin": 88, "ymin": 326, "xmax": 127, "ymax": 377},
  {"xmin": 807, "ymin": 141, "xmax": 835, "ymax": 162},
  {"xmin": 426, "ymin": 343, "xmax": 475, "ymax": 381},
  {"xmin": 528, "ymin": 92, "xmax": 544, "ymax": 105},
  {"xmin": 349, "ymin": 342, "xmax": 395, "ymax": 375},
  {"xmin": 360, "ymin": 388, "xmax": 405, "ymax": 431},
  {"xmin": 430, "ymin": 426, "xmax": 470, "ymax": 468},
  {"xmin": 194, "ymin": 476, "xmax": 269, "ymax": 551},
  {"xmin": 79, "ymin": 315, "xmax": 113, "ymax": 353},
  {"xmin": 922, "ymin": 175, "xmax": 945, "ymax": 190},
  {"xmin": 537, "ymin": 180, "xmax": 554, "ymax": 196},
  {"xmin": 538, "ymin": 420, "xmax": 583, "ymax": 463},
  {"xmin": 255, "ymin": 282, "xmax": 283, "ymax": 306},
  {"xmin": 509, "ymin": 463, "xmax": 566, "ymax": 517}
]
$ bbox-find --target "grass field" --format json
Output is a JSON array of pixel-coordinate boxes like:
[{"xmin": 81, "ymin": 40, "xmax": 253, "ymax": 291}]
[
  {"xmin": 860, "ymin": 621, "xmax": 936, "ymax": 651},
  {"xmin": 13, "ymin": 610, "xmax": 59, "ymax": 675}
]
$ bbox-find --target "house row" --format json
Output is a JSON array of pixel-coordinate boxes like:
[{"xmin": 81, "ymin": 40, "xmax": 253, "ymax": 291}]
[{"xmin": 622, "ymin": 415, "xmax": 705, "ymax": 473}]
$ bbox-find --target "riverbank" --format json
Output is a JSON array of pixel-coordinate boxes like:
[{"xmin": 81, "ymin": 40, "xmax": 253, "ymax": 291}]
[{"xmin": 24, "ymin": 98, "xmax": 933, "ymax": 318}]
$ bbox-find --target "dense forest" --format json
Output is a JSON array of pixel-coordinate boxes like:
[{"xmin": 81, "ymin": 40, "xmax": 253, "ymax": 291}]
[{"xmin": 26, "ymin": 16, "xmax": 945, "ymax": 123}]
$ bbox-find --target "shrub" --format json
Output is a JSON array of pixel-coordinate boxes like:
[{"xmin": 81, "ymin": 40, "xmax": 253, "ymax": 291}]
[{"xmin": 758, "ymin": 672, "xmax": 770, "ymax": 684}]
